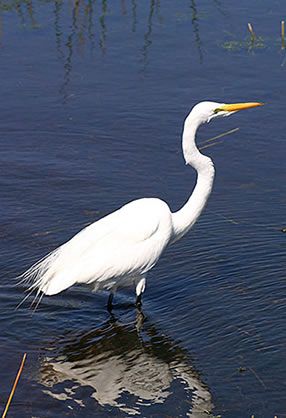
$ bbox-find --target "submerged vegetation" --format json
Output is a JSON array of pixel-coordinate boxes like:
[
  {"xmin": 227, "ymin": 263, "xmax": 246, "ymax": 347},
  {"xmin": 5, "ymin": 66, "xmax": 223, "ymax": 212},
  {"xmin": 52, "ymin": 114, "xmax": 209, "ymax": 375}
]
[{"xmin": 221, "ymin": 20, "xmax": 286, "ymax": 53}]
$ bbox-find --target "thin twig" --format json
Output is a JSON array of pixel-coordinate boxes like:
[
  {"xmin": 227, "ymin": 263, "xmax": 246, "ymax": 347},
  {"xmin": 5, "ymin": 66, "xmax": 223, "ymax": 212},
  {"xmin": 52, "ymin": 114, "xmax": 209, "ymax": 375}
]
[
  {"xmin": 26, "ymin": 221, "xmax": 91, "ymax": 239},
  {"xmin": 2, "ymin": 353, "xmax": 27, "ymax": 418},
  {"xmin": 248, "ymin": 366, "xmax": 266, "ymax": 389},
  {"xmin": 199, "ymin": 127, "xmax": 240, "ymax": 147},
  {"xmin": 282, "ymin": 20, "xmax": 285, "ymax": 51},
  {"xmin": 211, "ymin": 210, "xmax": 281, "ymax": 231},
  {"xmin": 199, "ymin": 140, "xmax": 224, "ymax": 150},
  {"xmin": 248, "ymin": 23, "xmax": 255, "ymax": 40},
  {"xmin": 247, "ymin": 23, "xmax": 256, "ymax": 53}
]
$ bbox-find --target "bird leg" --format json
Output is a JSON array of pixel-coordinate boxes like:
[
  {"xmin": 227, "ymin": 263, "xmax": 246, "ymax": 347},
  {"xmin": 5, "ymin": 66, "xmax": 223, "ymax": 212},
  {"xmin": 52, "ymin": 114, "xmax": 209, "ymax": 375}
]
[
  {"xmin": 135, "ymin": 277, "xmax": 146, "ymax": 309},
  {"xmin": 107, "ymin": 292, "xmax": 113, "ymax": 312},
  {"xmin": 135, "ymin": 293, "xmax": 142, "ymax": 308}
]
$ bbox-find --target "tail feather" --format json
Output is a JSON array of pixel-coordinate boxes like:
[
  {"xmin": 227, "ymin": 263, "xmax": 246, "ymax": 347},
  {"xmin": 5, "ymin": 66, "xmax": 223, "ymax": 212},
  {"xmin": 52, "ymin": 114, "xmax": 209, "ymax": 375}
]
[{"xmin": 17, "ymin": 246, "xmax": 63, "ymax": 309}]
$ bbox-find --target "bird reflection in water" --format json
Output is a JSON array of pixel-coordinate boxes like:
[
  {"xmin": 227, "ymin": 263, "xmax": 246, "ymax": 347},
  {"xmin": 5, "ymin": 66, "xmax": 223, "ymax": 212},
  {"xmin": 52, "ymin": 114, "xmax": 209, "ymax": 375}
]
[{"xmin": 40, "ymin": 316, "xmax": 213, "ymax": 416}]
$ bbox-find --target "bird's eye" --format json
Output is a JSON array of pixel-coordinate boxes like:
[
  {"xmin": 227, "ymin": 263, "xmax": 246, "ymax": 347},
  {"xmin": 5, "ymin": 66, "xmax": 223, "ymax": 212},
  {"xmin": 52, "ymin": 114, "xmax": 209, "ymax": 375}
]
[{"xmin": 213, "ymin": 108, "xmax": 220, "ymax": 114}]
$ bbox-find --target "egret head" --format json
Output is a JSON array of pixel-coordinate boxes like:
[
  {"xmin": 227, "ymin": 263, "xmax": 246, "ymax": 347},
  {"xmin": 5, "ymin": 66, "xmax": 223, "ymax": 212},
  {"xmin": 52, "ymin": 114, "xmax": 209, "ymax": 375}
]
[{"xmin": 189, "ymin": 101, "xmax": 264, "ymax": 125}]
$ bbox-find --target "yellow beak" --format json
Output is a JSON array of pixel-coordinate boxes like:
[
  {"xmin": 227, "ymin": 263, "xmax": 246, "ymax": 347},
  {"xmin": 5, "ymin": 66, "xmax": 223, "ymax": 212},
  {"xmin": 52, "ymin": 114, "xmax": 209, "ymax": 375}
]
[{"xmin": 217, "ymin": 102, "xmax": 264, "ymax": 112}]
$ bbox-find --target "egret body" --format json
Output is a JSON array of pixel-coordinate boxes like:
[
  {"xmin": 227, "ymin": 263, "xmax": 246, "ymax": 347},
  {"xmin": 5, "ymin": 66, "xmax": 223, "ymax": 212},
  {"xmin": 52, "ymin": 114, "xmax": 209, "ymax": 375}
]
[{"xmin": 20, "ymin": 101, "xmax": 263, "ymax": 310}]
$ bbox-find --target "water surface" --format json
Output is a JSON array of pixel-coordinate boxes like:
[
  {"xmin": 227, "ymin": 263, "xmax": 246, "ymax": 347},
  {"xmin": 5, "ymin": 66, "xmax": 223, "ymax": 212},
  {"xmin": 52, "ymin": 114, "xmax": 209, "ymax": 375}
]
[{"xmin": 1, "ymin": 1, "xmax": 286, "ymax": 416}]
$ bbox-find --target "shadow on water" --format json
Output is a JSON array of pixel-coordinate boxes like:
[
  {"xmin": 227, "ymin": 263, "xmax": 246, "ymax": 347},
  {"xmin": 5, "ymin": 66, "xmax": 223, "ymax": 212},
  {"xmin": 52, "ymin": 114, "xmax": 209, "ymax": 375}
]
[{"xmin": 39, "ymin": 315, "xmax": 214, "ymax": 416}]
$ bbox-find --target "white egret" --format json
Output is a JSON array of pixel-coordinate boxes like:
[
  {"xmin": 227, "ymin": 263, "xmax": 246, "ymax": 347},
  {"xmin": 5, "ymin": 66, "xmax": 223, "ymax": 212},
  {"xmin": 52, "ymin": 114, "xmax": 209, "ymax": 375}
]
[{"xmin": 20, "ymin": 101, "xmax": 263, "ymax": 311}]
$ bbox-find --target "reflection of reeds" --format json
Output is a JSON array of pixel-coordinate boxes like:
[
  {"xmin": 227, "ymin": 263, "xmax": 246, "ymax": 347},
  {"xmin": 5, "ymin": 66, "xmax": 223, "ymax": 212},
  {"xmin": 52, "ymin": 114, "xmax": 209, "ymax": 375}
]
[
  {"xmin": 131, "ymin": 0, "xmax": 137, "ymax": 32},
  {"xmin": 26, "ymin": 1, "xmax": 37, "ymax": 28},
  {"xmin": 2, "ymin": 353, "xmax": 27, "ymax": 418},
  {"xmin": 0, "ymin": 0, "xmax": 204, "ymax": 99},
  {"xmin": 141, "ymin": 0, "xmax": 155, "ymax": 70},
  {"xmin": 189, "ymin": 0, "xmax": 203, "ymax": 63},
  {"xmin": 0, "ymin": 10, "xmax": 2, "ymax": 47}
]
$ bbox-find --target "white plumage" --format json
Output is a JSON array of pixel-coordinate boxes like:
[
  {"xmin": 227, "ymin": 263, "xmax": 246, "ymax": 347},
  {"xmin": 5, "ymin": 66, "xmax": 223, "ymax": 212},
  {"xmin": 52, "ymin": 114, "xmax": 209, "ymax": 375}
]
[{"xmin": 19, "ymin": 101, "xmax": 263, "ymax": 310}]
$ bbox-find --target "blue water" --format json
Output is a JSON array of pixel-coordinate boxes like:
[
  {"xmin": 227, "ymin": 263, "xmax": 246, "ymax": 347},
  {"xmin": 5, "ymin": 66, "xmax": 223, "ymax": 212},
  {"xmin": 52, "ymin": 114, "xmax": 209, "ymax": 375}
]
[{"xmin": 1, "ymin": 1, "xmax": 286, "ymax": 417}]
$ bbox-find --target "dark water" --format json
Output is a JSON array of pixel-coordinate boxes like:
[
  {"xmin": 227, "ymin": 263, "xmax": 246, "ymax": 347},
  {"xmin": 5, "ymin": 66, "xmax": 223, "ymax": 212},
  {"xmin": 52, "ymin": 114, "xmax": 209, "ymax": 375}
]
[{"xmin": 1, "ymin": 1, "xmax": 286, "ymax": 417}]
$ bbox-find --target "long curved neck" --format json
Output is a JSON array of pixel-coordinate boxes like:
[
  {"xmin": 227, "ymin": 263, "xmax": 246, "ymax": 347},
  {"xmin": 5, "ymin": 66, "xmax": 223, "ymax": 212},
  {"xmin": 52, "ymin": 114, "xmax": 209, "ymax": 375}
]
[{"xmin": 171, "ymin": 115, "xmax": 215, "ymax": 243}]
